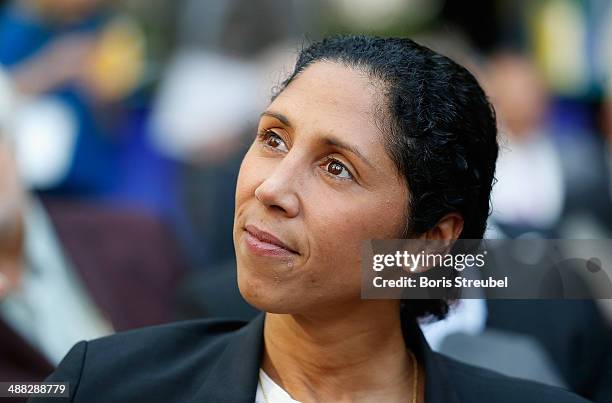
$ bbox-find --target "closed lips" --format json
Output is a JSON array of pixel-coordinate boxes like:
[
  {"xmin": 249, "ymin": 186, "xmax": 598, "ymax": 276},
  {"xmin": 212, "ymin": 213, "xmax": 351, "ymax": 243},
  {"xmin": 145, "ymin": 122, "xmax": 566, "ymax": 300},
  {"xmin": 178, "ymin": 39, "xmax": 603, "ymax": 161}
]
[{"xmin": 245, "ymin": 225, "xmax": 298, "ymax": 254}]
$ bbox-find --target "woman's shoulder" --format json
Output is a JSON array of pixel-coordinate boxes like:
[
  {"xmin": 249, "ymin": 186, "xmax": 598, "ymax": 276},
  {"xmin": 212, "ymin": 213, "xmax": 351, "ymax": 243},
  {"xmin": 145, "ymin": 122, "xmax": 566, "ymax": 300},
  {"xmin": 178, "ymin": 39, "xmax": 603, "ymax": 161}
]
[
  {"xmin": 90, "ymin": 317, "xmax": 250, "ymax": 353},
  {"xmin": 82, "ymin": 317, "xmax": 252, "ymax": 372},
  {"xmin": 30, "ymin": 317, "xmax": 257, "ymax": 403},
  {"xmin": 436, "ymin": 353, "xmax": 590, "ymax": 403}
]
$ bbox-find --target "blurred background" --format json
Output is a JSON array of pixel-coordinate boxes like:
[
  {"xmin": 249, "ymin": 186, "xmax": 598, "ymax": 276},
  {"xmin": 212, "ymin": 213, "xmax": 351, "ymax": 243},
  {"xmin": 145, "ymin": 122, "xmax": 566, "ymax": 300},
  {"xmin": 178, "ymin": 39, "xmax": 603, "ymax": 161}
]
[{"xmin": 1, "ymin": 0, "xmax": 612, "ymax": 402}]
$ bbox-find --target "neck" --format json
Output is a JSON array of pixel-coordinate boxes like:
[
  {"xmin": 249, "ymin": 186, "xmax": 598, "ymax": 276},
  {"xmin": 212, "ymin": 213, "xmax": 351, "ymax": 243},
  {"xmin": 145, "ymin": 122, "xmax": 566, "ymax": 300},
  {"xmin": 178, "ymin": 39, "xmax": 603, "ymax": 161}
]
[{"xmin": 261, "ymin": 301, "xmax": 418, "ymax": 402}]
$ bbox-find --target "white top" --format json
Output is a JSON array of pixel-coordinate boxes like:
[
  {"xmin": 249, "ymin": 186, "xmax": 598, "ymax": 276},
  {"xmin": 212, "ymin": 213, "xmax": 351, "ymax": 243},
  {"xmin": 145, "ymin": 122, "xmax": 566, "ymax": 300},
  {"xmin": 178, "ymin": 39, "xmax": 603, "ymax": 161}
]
[{"xmin": 255, "ymin": 369, "xmax": 301, "ymax": 403}]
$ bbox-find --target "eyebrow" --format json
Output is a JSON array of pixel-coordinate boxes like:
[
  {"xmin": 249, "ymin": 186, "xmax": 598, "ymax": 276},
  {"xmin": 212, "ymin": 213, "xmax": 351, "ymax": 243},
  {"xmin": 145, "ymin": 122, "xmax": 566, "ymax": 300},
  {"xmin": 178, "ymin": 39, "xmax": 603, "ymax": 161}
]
[
  {"xmin": 322, "ymin": 136, "xmax": 374, "ymax": 169},
  {"xmin": 260, "ymin": 110, "xmax": 374, "ymax": 169},
  {"xmin": 261, "ymin": 111, "xmax": 292, "ymax": 127}
]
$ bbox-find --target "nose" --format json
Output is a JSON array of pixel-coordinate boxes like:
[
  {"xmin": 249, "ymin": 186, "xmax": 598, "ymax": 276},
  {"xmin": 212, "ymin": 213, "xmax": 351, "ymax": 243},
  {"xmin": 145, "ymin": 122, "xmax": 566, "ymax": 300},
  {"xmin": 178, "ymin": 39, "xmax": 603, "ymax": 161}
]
[{"xmin": 254, "ymin": 161, "xmax": 300, "ymax": 218}]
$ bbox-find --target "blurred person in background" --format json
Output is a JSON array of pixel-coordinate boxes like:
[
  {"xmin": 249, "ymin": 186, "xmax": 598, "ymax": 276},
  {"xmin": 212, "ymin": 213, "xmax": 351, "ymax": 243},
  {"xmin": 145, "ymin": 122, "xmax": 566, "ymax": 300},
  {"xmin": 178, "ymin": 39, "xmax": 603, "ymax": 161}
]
[
  {"xmin": 0, "ymin": 69, "xmax": 185, "ymax": 395},
  {"xmin": 487, "ymin": 52, "xmax": 565, "ymax": 233},
  {"xmin": 486, "ymin": 51, "xmax": 612, "ymax": 238},
  {"xmin": 0, "ymin": 0, "xmax": 146, "ymax": 195}
]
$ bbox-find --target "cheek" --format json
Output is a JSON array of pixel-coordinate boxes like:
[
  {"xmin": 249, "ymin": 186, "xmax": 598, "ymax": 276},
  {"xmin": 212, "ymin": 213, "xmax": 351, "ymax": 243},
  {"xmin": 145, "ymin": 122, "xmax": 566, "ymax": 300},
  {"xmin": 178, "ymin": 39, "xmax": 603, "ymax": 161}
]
[
  {"xmin": 234, "ymin": 150, "xmax": 261, "ymax": 246},
  {"xmin": 304, "ymin": 196, "xmax": 394, "ymax": 289},
  {"xmin": 308, "ymin": 189, "xmax": 407, "ymax": 260}
]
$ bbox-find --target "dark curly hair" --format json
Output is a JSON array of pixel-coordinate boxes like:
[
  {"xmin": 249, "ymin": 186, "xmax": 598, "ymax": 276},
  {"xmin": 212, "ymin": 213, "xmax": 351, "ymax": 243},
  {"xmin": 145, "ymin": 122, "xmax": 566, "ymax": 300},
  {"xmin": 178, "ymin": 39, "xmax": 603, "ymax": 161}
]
[{"xmin": 276, "ymin": 35, "xmax": 498, "ymax": 320}]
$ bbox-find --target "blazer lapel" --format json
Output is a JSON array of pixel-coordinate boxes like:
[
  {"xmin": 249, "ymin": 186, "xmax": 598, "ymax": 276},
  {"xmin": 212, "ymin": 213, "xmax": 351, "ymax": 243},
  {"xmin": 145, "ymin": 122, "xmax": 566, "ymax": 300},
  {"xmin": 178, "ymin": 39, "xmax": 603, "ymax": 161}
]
[{"xmin": 192, "ymin": 313, "xmax": 265, "ymax": 402}]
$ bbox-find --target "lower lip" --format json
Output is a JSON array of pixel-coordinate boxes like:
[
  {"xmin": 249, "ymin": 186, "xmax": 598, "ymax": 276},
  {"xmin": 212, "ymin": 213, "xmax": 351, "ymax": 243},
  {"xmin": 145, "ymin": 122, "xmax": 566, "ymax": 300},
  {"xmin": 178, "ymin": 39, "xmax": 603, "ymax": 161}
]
[{"xmin": 244, "ymin": 231, "xmax": 296, "ymax": 257}]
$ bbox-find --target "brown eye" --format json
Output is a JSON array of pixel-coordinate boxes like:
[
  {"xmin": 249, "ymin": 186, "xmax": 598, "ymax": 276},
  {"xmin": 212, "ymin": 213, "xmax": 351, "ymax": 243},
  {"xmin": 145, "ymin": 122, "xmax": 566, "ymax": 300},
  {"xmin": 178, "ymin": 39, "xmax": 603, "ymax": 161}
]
[
  {"xmin": 324, "ymin": 159, "xmax": 353, "ymax": 180},
  {"xmin": 267, "ymin": 136, "xmax": 282, "ymax": 148},
  {"xmin": 259, "ymin": 130, "xmax": 288, "ymax": 152},
  {"xmin": 328, "ymin": 161, "xmax": 343, "ymax": 175}
]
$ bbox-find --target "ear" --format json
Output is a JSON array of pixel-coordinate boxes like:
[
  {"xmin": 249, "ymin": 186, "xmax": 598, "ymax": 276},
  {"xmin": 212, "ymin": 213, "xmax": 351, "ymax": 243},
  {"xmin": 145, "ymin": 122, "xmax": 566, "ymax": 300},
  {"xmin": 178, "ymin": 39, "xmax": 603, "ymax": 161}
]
[{"xmin": 423, "ymin": 213, "xmax": 464, "ymax": 241}]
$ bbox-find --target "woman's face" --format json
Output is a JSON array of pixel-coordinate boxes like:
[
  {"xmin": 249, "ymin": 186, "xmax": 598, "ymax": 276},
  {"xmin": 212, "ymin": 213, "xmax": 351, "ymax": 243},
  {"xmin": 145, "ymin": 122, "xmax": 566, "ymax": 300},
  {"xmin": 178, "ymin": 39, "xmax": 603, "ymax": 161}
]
[{"xmin": 233, "ymin": 61, "xmax": 409, "ymax": 315}]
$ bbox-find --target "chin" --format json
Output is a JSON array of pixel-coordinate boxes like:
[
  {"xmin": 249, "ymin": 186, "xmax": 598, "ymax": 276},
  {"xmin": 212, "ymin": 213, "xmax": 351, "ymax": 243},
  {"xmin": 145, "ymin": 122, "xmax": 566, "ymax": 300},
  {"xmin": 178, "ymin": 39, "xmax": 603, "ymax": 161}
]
[{"xmin": 236, "ymin": 268, "xmax": 297, "ymax": 314}]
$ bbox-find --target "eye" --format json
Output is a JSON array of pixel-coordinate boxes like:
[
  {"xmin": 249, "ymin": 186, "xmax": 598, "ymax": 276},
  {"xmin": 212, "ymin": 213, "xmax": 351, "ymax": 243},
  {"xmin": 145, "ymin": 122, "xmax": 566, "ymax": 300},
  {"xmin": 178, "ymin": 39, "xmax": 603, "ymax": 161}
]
[
  {"xmin": 258, "ymin": 129, "xmax": 288, "ymax": 152},
  {"xmin": 322, "ymin": 158, "xmax": 353, "ymax": 180}
]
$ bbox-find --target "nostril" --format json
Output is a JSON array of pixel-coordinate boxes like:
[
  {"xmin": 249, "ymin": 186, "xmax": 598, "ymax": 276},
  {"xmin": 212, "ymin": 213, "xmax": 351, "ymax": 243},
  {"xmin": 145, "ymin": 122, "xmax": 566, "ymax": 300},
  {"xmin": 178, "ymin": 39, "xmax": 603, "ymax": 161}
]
[{"xmin": 270, "ymin": 204, "xmax": 286, "ymax": 213}]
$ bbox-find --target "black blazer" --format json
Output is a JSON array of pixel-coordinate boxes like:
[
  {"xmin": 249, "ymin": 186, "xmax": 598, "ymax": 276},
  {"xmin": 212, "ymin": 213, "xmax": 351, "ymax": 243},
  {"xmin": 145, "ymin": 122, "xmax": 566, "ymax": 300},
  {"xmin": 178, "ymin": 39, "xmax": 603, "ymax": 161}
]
[{"xmin": 30, "ymin": 314, "xmax": 589, "ymax": 403}]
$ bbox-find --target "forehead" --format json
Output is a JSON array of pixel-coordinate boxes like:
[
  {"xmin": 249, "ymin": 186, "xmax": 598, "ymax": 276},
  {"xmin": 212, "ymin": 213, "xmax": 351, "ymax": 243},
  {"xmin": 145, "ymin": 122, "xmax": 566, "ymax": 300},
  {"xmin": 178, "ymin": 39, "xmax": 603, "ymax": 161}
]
[{"xmin": 270, "ymin": 61, "xmax": 384, "ymax": 140}]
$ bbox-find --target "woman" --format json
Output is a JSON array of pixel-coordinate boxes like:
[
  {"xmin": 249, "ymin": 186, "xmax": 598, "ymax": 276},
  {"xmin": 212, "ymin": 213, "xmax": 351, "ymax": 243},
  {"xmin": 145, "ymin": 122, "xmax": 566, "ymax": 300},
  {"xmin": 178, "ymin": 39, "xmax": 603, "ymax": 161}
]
[{"xmin": 32, "ymin": 36, "xmax": 588, "ymax": 403}]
